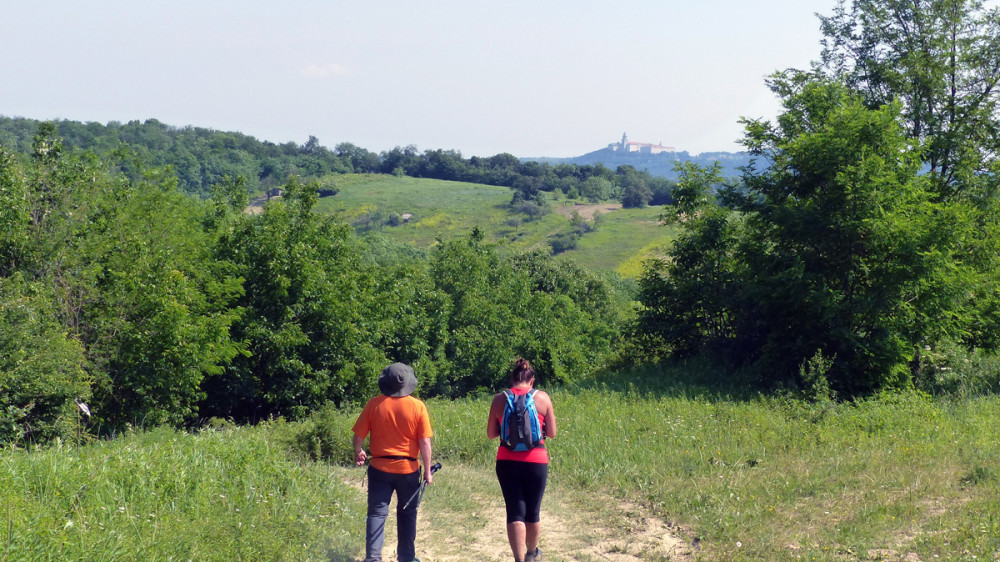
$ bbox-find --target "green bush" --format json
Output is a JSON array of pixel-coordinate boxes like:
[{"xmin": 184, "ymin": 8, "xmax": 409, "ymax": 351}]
[
  {"xmin": 0, "ymin": 274, "xmax": 90, "ymax": 445},
  {"xmin": 285, "ymin": 402, "xmax": 358, "ymax": 463},
  {"xmin": 914, "ymin": 340, "xmax": 1000, "ymax": 397},
  {"xmin": 548, "ymin": 230, "xmax": 580, "ymax": 254}
]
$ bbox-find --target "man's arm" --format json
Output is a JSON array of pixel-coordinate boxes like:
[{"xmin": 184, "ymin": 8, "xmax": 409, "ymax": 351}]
[
  {"xmin": 353, "ymin": 434, "xmax": 367, "ymax": 466},
  {"xmin": 418, "ymin": 437, "xmax": 433, "ymax": 484}
]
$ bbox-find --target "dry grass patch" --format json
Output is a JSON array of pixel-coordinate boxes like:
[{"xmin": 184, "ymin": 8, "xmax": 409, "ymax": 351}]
[{"xmin": 554, "ymin": 202, "xmax": 622, "ymax": 221}]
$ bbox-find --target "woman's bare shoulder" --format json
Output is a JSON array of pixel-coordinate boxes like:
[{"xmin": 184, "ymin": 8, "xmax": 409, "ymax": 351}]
[{"xmin": 533, "ymin": 389, "xmax": 554, "ymax": 406}]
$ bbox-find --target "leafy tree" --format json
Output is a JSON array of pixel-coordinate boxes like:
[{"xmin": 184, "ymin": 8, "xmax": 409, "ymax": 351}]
[
  {"xmin": 618, "ymin": 165, "xmax": 652, "ymax": 208},
  {"xmin": 817, "ymin": 0, "xmax": 1000, "ymax": 201},
  {"xmin": 0, "ymin": 124, "xmax": 243, "ymax": 430},
  {"xmin": 738, "ymin": 77, "xmax": 967, "ymax": 391},
  {"xmin": 204, "ymin": 177, "xmax": 453, "ymax": 420},
  {"xmin": 579, "ymin": 176, "xmax": 615, "ymax": 202},
  {"xmin": 816, "ymin": 0, "xmax": 1000, "ymax": 362},
  {"xmin": 430, "ymin": 235, "xmax": 621, "ymax": 394},
  {"xmin": 0, "ymin": 149, "xmax": 29, "ymax": 277},
  {"xmin": 640, "ymin": 77, "xmax": 988, "ymax": 394},
  {"xmin": 76, "ymin": 159, "xmax": 243, "ymax": 427},
  {"xmin": 637, "ymin": 162, "xmax": 738, "ymax": 357},
  {"xmin": 647, "ymin": 176, "xmax": 676, "ymax": 205},
  {"xmin": 335, "ymin": 142, "xmax": 380, "ymax": 173},
  {"xmin": 0, "ymin": 273, "xmax": 90, "ymax": 444},
  {"xmin": 379, "ymin": 145, "xmax": 420, "ymax": 176},
  {"xmin": 548, "ymin": 230, "xmax": 580, "ymax": 254}
]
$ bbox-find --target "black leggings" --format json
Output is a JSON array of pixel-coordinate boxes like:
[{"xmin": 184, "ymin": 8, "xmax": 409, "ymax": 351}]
[{"xmin": 496, "ymin": 460, "xmax": 548, "ymax": 524}]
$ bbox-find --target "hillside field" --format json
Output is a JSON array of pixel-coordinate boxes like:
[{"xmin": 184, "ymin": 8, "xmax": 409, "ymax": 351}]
[{"xmin": 310, "ymin": 173, "xmax": 675, "ymax": 275}]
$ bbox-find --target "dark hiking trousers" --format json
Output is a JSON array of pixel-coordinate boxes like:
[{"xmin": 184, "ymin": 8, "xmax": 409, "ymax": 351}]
[
  {"xmin": 496, "ymin": 459, "xmax": 548, "ymax": 524},
  {"xmin": 365, "ymin": 466, "xmax": 421, "ymax": 562}
]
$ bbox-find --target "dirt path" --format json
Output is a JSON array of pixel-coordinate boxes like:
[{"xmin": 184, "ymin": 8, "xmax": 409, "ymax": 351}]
[
  {"xmin": 554, "ymin": 203, "xmax": 622, "ymax": 221},
  {"xmin": 336, "ymin": 464, "xmax": 696, "ymax": 561},
  {"xmin": 244, "ymin": 194, "xmax": 268, "ymax": 215}
]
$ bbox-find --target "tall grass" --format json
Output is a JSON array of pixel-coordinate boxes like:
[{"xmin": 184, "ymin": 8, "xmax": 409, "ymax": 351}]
[{"xmin": 0, "ymin": 424, "xmax": 363, "ymax": 561}]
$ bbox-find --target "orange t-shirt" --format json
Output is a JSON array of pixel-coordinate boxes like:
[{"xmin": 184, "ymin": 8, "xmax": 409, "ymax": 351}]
[{"xmin": 353, "ymin": 395, "xmax": 433, "ymax": 474}]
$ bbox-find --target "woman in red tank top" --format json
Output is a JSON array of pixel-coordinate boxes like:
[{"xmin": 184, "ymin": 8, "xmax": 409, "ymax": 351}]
[{"xmin": 487, "ymin": 358, "xmax": 558, "ymax": 562}]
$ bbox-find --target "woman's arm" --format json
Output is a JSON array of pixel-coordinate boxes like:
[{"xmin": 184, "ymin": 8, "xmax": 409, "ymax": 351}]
[
  {"xmin": 486, "ymin": 393, "xmax": 504, "ymax": 439},
  {"xmin": 537, "ymin": 391, "xmax": 557, "ymax": 438}
]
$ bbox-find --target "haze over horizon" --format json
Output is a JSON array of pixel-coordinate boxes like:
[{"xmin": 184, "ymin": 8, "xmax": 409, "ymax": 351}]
[{"xmin": 3, "ymin": 1, "xmax": 835, "ymax": 158}]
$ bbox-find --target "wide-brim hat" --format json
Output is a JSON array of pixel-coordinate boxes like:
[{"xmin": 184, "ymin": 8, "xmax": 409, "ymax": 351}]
[{"xmin": 379, "ymin": 363, "xmax": 417, "ymax": 397}]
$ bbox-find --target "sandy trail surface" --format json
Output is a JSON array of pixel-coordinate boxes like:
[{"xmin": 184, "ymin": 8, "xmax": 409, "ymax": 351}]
[{"xmin": 337, "ymin": 464, "xmax": 696, "ymax": 562}]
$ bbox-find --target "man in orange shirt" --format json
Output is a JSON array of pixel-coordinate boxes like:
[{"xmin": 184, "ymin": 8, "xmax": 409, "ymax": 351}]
[{"xmin": 353, "ymin": 363, "xmax": 433, "ymax": 562}]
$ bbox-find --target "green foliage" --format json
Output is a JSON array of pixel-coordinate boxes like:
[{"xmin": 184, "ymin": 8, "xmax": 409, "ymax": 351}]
[
  {"xmin": 0, "ymin": 274, "xmax": 89, "ymax": 444},
  {"xmin": 617, "ymin": 165, "xmax": 653, "ymax": 208},
  {"xmin": 637, "ymin": 162, "xmax": 738, "ymax": 358},
  {"xmin": 579, "ymin": 176, "xmax": 616, "ymax": 202},
  {"xmin": 737, "ymin": 77, "xmax": 945, "ymax": 391},
  {"xmin": 547, "ymin": 229, "xmax": 580, "ymax": 253},
  {"xmin": 284, "ymin": 402, "xmax": 359, "ymax": 463},
  {"xmin": 83, "ymin": 170, "xmax": 244, "ymax": 427},
  {"xmin": 913, "ymin": 339, "xmax": 1000, "ymax": 397},
  {"xmin": 639, "ymin": 77, "xmax": 991, "ymax": 395},
  {"xmin": 0, "ymin": 117, "xmax": 359, "ymax": 196},
  {"xmin": 0, "ymin": 149, "xmax": 29, "ymax": 277},
  {"xmin": 818, "ymin": 0, "xmax": 1000, "ymax": 202},
  {"xmin": 0, "ymin": 129, "xmax": 243, "ymax": 434},
  {"xmin": 799, "ymin": 350, "xmax": 836, "ymax": 403},
  {"xmin": 207, "ymin": 177, "xmax": 390, "ymax": 419},
  {"xmin": 430, "ymin": 236, "xmax": 621, "ymax": 394}
]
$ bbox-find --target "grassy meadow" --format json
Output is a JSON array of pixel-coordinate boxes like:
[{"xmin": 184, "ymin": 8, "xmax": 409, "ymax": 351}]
[
  {"xmin": 6, "ymin": 365, "xmax": 1000, "ymax": 561},
  {"xmin": 311, "ymin": 173, "xmax": 675, "ymax": 275}
]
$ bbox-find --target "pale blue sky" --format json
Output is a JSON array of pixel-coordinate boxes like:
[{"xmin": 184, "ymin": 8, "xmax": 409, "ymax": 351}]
[{"xmin": 2, "ymin": 0, "xmax": 835, "ymax": 157}]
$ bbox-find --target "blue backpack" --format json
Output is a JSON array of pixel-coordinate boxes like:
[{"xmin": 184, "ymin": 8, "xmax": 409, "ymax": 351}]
[{"xmin": 500, "ymin": 389, "xmax": 545, "ymax": 451}]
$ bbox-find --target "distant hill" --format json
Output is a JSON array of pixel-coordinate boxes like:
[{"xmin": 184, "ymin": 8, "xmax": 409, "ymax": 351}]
[{"xmin": 527, "ymin": 147, "xmax": 754, "ymax": 180}]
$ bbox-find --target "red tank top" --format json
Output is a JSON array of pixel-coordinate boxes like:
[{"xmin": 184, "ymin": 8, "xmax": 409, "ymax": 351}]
[{"xmin": 495, "ymin": 387, "xmax": 549, "ymax": 464}]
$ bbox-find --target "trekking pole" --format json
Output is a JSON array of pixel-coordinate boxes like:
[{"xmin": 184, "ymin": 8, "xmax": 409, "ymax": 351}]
[{"xmin": 402, "ymin": 462, "xmax": 441, "ymax": 510}]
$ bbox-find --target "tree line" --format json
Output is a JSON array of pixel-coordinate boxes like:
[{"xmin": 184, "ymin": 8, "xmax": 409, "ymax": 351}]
[{"xmin": 0, "ymin": 117, "xmax": 674, "ymax": 209}]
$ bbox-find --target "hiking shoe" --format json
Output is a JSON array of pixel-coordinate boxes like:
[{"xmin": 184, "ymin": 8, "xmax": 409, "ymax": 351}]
[{"xmin": 525, "ymin": 547, "xmax": 542, "ymax": 562}]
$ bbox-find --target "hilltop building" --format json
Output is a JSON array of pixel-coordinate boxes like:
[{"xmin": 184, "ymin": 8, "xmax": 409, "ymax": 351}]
[{"xmin": 608, "ymin": 132, "xmax": 674, "ymax": 154}]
